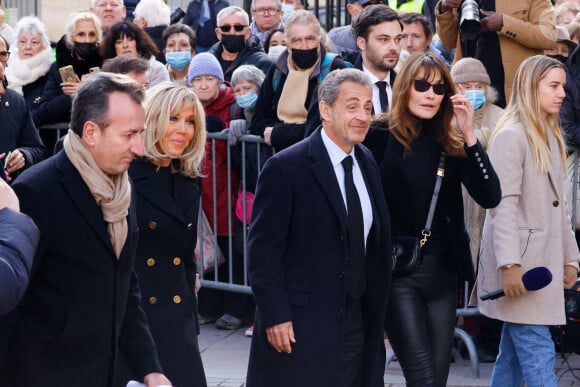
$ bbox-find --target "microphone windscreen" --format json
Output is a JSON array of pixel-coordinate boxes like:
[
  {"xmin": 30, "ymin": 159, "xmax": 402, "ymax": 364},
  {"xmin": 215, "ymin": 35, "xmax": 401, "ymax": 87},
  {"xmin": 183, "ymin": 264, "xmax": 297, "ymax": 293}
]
[{"xmin": 522, "ymin": 266, "xmax": 552, "ymax": 291}]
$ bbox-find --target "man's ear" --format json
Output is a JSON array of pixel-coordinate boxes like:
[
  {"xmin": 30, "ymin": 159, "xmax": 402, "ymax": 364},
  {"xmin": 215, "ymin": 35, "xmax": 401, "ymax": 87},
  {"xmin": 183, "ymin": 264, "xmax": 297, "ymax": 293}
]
[
  {"xmin": 82, "ymin": 121, "xmax": 99, "ymax": 147},
  {"xmin": 356, "ymin": 36, "xmax": 366, "ymax": 52},
  {"xmin": 319, "ymin": 100, "xmax": 332, "ymax": 122},
  {"xmin": 215, "ymin": 28, "xmax": 222, "ymax": 41}
]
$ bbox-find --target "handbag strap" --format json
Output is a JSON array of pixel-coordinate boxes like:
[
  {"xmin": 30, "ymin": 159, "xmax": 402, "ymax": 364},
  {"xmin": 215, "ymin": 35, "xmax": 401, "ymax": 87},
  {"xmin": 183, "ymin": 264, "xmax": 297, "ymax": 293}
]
[{"xmin": 420, "ymin": 152, "xmax": 446, "ymax": 247}]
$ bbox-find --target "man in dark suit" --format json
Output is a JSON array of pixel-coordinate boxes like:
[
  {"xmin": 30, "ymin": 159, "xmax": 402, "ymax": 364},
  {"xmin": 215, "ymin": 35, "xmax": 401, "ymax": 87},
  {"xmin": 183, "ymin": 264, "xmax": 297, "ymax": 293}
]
[
  {"xmin": 354, "ymin": 4, "xmax": 402, "ymax": 115},
  {"xmin": 2, "ymin": 72, "xmax": 171, "ymax": 386},
  {"xmin": 246, "ymin": 68, "xmax": 391, "ymax": 387}
]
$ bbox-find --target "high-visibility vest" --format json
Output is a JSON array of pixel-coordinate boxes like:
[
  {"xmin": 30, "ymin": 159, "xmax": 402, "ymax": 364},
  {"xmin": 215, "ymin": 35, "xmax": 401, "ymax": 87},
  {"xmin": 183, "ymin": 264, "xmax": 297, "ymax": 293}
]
[{"xmin": 388, "ymin": 0, "xmax": 424, "ymax": 13}]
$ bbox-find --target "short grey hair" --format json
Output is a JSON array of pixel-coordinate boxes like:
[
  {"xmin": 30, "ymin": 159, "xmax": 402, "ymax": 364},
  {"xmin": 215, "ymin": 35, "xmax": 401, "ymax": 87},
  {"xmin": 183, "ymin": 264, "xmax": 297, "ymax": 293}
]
[
  {"xmin": 134, "ymin": 0, "xmax": 171, "ymax": 27},
  {"xmin": 251, "ymin": 0, "xmax": 282, "ymax": 12},
  {"xmin": 14, "ymin": 16, "xmax": 50, "ymax": 50},
  {"xmin": 231, "ymin": 65, "xmax": 266, "ymax": 88},
  {"xmin": 217, "ymin": 6, "xmax": 250, "ymax": 26},
  {"xmin": 71, "ymin": 72, "xmax": 145, "ymax": 137},
  {"xmin": 284, "ymin": 9, "xmax": 320, "ymax": 39},
  {"xmin": 318, "ymin": 68, "xmax": 372, "ymax": 106}
]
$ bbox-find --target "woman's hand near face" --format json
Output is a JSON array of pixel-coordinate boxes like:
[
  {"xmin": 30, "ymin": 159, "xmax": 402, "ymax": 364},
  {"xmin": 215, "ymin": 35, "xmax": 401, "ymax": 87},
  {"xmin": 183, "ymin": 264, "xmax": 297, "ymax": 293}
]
[{"xmin": 450, "ymin": 84, "xmax": 477, "ymax": 147}]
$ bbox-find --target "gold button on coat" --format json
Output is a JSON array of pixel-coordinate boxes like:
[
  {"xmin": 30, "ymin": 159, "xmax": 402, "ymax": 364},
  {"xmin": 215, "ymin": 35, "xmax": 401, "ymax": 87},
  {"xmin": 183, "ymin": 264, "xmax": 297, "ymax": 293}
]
[
  {"xmin": 187, "ymin": 223, "xmax": 193, "ymax": 230},
  {"xmin": 173, "ymin": 295, "xmax": 182, "ymax": 304},
  {"xmin": 148, "ymin": 221, "xmax": 157, "ymax": 230},
  {"xmin": 147, "ymin": 258, "xmax": 155, "ymax": 266},
  {"xmin": 173, "ymin": 257, "xmax": 181, "ymax": 265},
  {"xmin": 149, "ymin": 297, "xmax": 157, "ymax": 304}
]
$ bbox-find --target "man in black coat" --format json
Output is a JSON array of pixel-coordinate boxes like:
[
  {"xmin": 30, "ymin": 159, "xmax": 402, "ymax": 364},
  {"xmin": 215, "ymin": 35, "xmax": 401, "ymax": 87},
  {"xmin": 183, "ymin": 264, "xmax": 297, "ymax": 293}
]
[
  {"xmin": 246, "ymin": 68, "xmax": 391, "ymax": 387},
  {"xmin": 0, "ymin": 61, "xmax": 45, "ymax": 182},
  {"xmin": 2, "ymin": 73, "xmax": 170, "ymax": 387},
  {"xmin": 252, "ymin": 10, "xmax": 347, "ymax": 151},
  {"xmin": 208, "ymin": 5, "xmax": 273, "ymax": 82}
]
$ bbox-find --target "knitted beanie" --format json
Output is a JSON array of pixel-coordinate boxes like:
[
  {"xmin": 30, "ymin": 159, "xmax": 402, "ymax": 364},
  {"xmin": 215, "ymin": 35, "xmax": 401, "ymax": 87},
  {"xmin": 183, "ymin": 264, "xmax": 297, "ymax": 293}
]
[
  {"xmin": 450, "ymin": 57, "xmax": 490, "ymax": 85},
  {"xmin": 187, "ymin": 53, "xmax": 224, "ymax": 85}
]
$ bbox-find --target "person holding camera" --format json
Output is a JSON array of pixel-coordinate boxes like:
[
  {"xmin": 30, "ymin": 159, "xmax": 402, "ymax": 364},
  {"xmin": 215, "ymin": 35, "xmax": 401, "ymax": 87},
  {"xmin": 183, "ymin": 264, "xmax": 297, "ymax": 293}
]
[{"xmin": 436, "ymin": 0, "xmax": 556, "ymax": 108}]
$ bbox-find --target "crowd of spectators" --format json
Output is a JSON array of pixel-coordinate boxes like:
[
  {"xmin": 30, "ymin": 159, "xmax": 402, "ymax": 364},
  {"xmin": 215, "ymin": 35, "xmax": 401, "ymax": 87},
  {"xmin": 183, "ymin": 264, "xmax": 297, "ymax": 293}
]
[{"xmin": 0, "ymin": 0, "xmax": 579, "ymax": 385}]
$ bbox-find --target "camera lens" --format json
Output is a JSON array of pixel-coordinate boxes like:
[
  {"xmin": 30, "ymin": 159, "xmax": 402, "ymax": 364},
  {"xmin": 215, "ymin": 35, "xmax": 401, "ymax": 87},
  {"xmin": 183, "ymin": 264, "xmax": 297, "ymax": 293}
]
[{"xmin": 460, "ymin": 0, "xmax": 481, "ymax": 40}]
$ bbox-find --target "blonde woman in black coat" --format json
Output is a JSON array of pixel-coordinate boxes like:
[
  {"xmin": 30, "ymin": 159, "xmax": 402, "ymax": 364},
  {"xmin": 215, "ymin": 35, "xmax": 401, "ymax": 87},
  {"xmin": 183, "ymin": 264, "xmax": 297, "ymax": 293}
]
[{"xmin": 115, "ymin": 82, "xmax": 207, "ymax": 387}]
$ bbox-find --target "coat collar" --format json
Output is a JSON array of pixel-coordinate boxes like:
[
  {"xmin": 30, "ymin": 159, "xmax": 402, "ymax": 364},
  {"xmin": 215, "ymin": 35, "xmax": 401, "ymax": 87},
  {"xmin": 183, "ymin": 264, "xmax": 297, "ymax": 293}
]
[
  {"xmin": 129, "ymin": 158, "xmax": 197, "ymax": 224},
  {"xmin": 55, "ymin": 151, "xmax": 117, "ymax": 258}
]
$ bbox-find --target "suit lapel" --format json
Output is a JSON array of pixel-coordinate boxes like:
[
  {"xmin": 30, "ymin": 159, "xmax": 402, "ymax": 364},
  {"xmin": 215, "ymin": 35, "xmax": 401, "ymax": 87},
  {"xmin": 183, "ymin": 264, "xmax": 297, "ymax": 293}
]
[
  {"xmin": 309, "ymin": 129, "xmax": 348, "ymax": 234},
  {"xmin": 546, "ymin": 131, "xmax": 562, "ymax": 200},
  {"xmin": 56, "ymin": 152, "xmax": 116, "ymax": 257}
]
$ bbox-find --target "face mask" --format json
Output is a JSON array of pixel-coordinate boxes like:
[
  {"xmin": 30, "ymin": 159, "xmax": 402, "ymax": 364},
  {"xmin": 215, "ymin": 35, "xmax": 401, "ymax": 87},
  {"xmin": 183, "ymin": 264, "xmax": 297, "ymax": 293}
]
[
  {"xmin": 74, "ymin": 42, "xmax": 98, "ymax": 59},
  {"xmin": 166, "ymin": 51, "xmax": 191, "ymax": 70},
  {"xmin": 291, "ymin": 47, "xmax": 318, "ymax": 70},
  {"xmin": 466, "ymin": 89, "xmax": 486, "ymax": 110},
  {"xmin": 281, "ymin": 3, "xmax": 295, "ymax": 22},
  {"xmin": 221, "ymin": 34, "xmax": 246, "ymax": 53},
  {"xmin": 547, "ymin": 54, "xmax": 568, "ymax": 64},
  {"xmin": 268, "ymin": 45, "xmax": 286, "ymax": 60},
  {"xmin": 236, "ymin": 91, "xmax": 258, "ymax": 109}
]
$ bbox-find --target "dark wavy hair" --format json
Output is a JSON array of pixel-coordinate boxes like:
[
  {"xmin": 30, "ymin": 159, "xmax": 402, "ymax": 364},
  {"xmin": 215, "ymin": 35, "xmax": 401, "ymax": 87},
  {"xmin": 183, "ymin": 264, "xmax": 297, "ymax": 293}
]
[
  {"xmin": 377, "ymin": 52, "xmax": 465, "ymax": 158},
  {"xmin": 100, "ymin": 21, "xmax": 159, "ymax": 60}
]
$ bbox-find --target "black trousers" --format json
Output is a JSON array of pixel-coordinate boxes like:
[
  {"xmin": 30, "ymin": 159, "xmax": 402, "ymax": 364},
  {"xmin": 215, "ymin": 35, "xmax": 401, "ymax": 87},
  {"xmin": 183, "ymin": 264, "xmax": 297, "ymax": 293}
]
[
  {"xmin": 340, "ymin": 297, "xmax": 364, "ymax": 387},
  {"xmin": 385, "ymin": 254, "xmax": 457, "ymax": 387}
]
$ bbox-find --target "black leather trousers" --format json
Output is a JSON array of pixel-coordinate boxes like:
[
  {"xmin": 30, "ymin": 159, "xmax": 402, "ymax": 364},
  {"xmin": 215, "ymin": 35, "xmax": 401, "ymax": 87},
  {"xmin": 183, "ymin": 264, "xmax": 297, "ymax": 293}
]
[{"xmin": 385, "ymin": 254, "xmax": 458, "ymax": 387}]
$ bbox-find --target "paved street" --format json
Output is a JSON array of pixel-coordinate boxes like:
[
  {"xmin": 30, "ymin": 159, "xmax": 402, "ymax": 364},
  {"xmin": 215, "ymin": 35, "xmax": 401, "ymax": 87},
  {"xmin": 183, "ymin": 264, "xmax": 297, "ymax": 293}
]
[{"xmin": 198, "ymin": 324, "xmax": 580, "ymax": 387}]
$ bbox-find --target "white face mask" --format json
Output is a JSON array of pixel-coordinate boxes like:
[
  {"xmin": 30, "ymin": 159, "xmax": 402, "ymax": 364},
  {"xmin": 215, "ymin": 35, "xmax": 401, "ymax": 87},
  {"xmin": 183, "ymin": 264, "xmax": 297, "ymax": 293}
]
[
  {"xmin": 281, "ymin": 3, "xmax": 295, "ymax": 22},
  {"xmin": 268, "ymin": 45, "xmax": 287, "ymax": 60}
]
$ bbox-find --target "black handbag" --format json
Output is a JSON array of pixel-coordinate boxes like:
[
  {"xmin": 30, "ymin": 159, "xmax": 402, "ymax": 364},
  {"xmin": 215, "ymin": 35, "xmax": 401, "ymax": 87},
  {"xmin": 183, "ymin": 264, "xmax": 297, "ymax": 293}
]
[{"xmin": 392, "ymin": 153, "xmax": 446, "ymax": 277}]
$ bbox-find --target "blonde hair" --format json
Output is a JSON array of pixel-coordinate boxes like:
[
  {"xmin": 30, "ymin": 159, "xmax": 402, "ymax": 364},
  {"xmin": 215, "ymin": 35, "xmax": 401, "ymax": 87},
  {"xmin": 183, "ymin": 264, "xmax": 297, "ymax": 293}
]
[
  {"xmin": 490, "ymin": 55, "xmax": 567, "ymax": 174},
  {"xmin": 65, "ymin": 12, "xmax": 103, "ymax": 46},
  {"xmin": 143, "ymin": 82, "xmax": 206, "ymax": 177}
]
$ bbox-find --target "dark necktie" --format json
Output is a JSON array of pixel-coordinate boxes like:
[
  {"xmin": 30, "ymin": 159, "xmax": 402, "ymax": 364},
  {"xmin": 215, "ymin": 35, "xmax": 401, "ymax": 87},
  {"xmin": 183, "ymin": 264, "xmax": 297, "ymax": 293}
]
[
  {"xmin": 341, "ymin": 156, "xmax": 365, "ymax": 299},
  {"xmin": 376, "ymin": 81, "xmax": 388, "ymax": 113}
]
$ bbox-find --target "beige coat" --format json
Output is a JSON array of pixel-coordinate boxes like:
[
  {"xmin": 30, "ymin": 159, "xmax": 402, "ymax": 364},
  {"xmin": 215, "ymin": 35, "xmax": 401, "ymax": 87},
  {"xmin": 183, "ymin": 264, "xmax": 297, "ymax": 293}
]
[
  {"xmin": 436, "ymin": 0, "xmax": 556, "ymax": 101},
  {"xmin": 463, "ymin": 102, "xmax": 505, "ymax": 268},
  {"xmin": 473, "ymin": 123, "xmax": 580, "ymax": 325}
]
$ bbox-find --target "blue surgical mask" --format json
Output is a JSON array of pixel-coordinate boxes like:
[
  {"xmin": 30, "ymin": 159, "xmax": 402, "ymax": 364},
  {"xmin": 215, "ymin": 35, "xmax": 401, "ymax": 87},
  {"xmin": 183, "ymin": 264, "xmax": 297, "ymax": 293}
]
[
  {"xmin": 166, "ymin": 51, "xmax": 191, "ymax": 70},
  {"xmin": 281, "ymin": 3, "xmax": 295, "ymax": 22},
  {"xmin": 466, "ymin": 89, "xmax": 486, "ymax": 110},
  {"xmin": 236, "ymin": 91, "xmax": 258, "ymax": 109}
]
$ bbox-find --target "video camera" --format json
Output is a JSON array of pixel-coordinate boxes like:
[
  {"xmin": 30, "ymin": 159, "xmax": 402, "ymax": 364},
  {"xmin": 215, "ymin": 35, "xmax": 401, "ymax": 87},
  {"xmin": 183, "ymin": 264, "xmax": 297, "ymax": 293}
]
[{"xmin": 459, "ymin": 0, "xmax": 482, "ymax": 40}]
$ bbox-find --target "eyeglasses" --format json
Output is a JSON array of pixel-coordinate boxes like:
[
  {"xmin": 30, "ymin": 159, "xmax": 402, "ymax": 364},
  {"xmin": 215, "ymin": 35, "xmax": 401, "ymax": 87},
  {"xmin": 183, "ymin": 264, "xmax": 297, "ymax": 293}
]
[
  {"xmin": 413, "ymin": 79, "xmax": 446, "ymax": 95},
  {"xmin": 0, "ymin": 51, "xmax": 10, "ymax": 59},
  {"xmin": 253, "ymin": 7, "xmax": 280, "ymax": 15},
  {"xmin": 218, "ymin": 24, "xmax": 248, "ymax": 32}
]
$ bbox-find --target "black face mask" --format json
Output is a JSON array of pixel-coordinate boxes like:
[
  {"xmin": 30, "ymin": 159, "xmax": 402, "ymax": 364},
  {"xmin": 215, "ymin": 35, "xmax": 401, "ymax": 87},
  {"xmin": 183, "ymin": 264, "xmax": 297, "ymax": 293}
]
[
  {"xmin": 291, "ymin": 47, "xmax": 319, "ymax": 69},
  {"xmin": 547, "ymin": 54, "xmax": 568, "ymax": 64},
  {"xmin": 74, "ymin": 42, "xmax": 99, "ymax": 59},
  {"xmin": 221, "ymin": 35, "xmax": 246, "ymax": 53}
]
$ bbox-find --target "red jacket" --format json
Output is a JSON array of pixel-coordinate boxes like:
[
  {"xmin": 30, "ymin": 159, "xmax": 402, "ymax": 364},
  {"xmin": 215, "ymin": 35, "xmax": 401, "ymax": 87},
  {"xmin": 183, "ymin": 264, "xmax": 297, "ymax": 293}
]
[{"xmin": 201, "ymin": 86, "xmax": 239, "ymax": 236}]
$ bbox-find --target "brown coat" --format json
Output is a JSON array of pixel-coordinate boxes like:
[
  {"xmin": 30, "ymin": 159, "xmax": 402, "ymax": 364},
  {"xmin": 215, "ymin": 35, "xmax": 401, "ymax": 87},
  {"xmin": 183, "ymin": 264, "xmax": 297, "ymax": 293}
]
[
  {"xmin": 473, "ymin": 123, "xmax": 580, "ymax": 325},
  {"xmin": 436, "ymin": 0, "xmax": 556, "ymax": 101}
]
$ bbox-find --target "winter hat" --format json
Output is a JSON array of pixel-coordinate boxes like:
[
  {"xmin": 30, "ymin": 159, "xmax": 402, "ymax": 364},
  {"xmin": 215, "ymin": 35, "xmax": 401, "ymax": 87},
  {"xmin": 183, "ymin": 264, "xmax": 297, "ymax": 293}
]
[
  {"xmin": 450, "ymin": 57, "xmax": 490, "ymax": 85},
  {"xmin": 556, "ymin": 25, "xmax": 577, "ymax": 52},
  {"xmin": 187, "ymin": 53, "xmax": 224, "ymax": 85}
]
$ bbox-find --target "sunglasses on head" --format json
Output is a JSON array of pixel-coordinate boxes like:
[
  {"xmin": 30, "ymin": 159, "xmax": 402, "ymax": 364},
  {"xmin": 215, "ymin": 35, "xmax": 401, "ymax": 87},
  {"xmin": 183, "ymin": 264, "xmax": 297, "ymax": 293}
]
[
  {"xmin": 413, "ymin": 79, "xmax": 447, "ymax": 96},
  {"xmin": 218, "ymin": 24, "xmax": 247, "ymax": 32}
]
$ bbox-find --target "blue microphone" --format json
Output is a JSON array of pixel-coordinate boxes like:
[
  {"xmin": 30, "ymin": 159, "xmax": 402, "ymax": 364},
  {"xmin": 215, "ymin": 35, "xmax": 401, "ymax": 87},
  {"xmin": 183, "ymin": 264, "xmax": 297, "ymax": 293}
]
[{"xmin": 480, "ymin": 267, "xmax": 552, "ymax": 301}]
